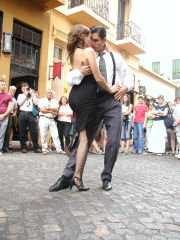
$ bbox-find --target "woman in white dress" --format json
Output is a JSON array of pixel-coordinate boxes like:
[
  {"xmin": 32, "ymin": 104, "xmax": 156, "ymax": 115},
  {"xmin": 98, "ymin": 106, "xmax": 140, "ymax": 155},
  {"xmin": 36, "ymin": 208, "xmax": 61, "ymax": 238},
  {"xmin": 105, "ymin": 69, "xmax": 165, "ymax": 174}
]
[
  {"xmin": 148, "ymin": 95, "xmax": 169, "ymax": 155},
  {"xmin": 145, "ymin": 101, "xmax": 155, "ymax": 151}
]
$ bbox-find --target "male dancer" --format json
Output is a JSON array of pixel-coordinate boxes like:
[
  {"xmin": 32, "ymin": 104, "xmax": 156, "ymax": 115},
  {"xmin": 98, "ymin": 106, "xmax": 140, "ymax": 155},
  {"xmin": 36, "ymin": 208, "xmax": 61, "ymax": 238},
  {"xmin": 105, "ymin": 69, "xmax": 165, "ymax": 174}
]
[{"xmin": 49, "ymin": 26, "xmax": 134, "ymax": 191}]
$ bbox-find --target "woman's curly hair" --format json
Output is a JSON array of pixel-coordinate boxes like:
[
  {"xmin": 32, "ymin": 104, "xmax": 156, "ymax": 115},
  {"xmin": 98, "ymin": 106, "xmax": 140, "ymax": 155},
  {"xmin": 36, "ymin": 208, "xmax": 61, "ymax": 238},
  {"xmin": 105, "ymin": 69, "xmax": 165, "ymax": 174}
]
[{"xmin": 67, "ymin": 24, "xmax": 90, "ymax": 64}]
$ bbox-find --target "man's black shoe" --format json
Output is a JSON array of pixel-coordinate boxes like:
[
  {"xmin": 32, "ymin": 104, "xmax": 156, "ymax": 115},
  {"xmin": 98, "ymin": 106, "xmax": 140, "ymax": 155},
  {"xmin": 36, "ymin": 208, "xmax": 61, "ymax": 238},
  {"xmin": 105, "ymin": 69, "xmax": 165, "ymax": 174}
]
[
  {"xmin": 49, "ymin": 177, "xmax": 70, "ymax": 192},
  {"xmin": 3, "ymin": 148, "xmax": 13, "ymax": 153},
  {"xmin": 21, "ymin": 149, "xmax": 27, "ymax": 153},
  {"xmin": 102, "ymin": 180, "xmax": 112, "ymax": 191}
]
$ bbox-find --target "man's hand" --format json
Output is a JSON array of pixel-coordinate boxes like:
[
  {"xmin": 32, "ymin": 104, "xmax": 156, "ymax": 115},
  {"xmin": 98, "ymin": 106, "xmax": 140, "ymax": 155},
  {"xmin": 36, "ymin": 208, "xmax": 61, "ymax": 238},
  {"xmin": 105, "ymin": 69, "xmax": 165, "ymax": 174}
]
[
  {"xmin": 79, "ymin": 65, "xmax": 92, "ymax": 76},
  {"xmin": 0, "ymin": 114, "xmax": 5, "ymax": 121},
  {"xmin": 110, "ymin": 84, "xmax": 120, "ymax": 94},
  {"xmin": 114, "ymin": 86, "xmax": 128, "ymax": 101}
]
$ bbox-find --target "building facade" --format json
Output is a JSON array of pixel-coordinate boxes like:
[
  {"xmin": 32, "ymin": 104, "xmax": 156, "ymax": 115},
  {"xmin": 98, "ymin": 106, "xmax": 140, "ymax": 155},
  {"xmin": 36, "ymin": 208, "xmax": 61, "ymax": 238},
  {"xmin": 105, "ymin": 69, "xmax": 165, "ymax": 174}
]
[{"xmin": 0, "ymin": 0, "xmax": 145, "ymax": 101}]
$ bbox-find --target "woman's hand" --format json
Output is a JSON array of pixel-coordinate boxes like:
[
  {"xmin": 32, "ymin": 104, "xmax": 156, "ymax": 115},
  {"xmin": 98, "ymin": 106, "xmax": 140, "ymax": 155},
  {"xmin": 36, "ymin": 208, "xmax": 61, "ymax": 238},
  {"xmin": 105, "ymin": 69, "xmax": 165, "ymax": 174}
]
[{"xmin": 110, "ymin": 84, "xmax": 120, "ymax": 94}]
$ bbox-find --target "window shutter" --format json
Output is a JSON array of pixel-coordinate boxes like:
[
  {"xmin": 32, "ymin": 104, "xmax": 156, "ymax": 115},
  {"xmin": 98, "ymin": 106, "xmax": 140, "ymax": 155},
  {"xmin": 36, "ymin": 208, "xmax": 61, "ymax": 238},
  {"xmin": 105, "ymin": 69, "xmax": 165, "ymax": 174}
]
[
  {"xmin": 152, "ymin": 62, "xmax": 160, "ymax": 75},
  {"xmin": 172, "ymin": 59, "xmax": 180, "ymax": 79}
]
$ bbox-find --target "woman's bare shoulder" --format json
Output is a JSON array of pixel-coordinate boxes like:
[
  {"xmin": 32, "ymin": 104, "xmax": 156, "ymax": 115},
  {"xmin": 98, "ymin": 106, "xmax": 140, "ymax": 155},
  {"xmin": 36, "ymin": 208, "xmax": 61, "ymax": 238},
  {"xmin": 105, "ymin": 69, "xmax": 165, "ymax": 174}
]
[{"xmin": 84, "ymin": 47, "xmax": 94, "ymax": 54}]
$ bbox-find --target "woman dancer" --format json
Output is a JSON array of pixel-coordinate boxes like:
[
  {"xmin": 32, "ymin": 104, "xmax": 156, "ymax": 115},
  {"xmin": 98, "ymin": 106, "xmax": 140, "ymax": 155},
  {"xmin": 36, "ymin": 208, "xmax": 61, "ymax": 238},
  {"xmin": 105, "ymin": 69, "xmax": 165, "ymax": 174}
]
[{"xmin": 67, "ymin": 24, "xmax": 119, "ymax": 191}]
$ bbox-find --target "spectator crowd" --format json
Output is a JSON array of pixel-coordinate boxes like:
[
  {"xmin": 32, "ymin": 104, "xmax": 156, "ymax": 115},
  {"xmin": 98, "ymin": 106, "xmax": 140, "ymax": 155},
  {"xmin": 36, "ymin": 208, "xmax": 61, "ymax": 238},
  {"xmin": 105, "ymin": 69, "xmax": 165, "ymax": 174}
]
[
  {"xmin": 120, "ymin": 94, "xmax": 180, "ymax": 159},
  {"xmin": 1, "ymin": 78, "xmax": 180, "ymax": 159}
]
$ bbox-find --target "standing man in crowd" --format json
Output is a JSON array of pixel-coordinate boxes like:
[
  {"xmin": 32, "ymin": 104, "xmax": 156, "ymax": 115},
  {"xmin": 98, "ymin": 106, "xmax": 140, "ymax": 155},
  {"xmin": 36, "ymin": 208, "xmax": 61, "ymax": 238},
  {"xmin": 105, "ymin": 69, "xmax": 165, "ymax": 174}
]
[
  {"xmin": 49, "ymin": 25, "xmax": 134, "ymax": 192},
  {"xmin": 38, "ymin": 89, "xmax": 66, "ymax": 155},
  {"xmin": 0, "ymin": 79, "xmax": 13, "ymax": 156},
  {"xmin": 17, "ymin": 82, "xmax": 41, "ymax": 153},
  {"xmin": 3, "ymin": 86, "xmax": 17, "ymax": 153}
]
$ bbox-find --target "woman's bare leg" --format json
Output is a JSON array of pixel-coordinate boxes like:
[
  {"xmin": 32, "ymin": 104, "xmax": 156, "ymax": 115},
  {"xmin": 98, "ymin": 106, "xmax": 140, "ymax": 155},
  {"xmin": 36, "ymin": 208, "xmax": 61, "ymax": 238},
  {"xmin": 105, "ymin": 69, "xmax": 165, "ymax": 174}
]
[
  {"xmin": 120, "ymin": 140, "xmax": 125, "ymax": 151},
  {"xmin": 126, "ymin": 139, "xmax": 130, "ymax": 151},
  {"xmin": 74, "ymin": 129, "xmax": 88, "ymax": 186},
  {"xmin": 170, "ymin": 132, "xmax": 176, "ymax": 154}
]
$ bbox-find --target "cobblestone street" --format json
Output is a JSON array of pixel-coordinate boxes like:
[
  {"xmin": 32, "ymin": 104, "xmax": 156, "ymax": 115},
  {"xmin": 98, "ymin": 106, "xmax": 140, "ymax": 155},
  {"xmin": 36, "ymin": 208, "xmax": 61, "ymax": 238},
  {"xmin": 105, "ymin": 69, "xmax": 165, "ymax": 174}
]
[{"xmin": 1, "ymin": 150, "xmax": 180, "ymax": 240}]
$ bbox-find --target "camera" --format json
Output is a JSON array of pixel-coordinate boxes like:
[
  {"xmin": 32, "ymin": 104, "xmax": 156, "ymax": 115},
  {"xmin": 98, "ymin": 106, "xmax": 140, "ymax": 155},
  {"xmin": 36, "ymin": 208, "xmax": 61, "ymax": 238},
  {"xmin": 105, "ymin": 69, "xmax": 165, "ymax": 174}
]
[{"xmin": 25, "ymin": 87, "xmax": 31, "ymax": 97}]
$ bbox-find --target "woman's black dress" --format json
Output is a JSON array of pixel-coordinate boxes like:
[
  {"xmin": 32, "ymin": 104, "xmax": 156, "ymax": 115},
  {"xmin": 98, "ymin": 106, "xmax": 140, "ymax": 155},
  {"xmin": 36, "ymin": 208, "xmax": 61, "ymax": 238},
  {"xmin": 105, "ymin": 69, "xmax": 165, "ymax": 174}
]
[{"xmin": 69, "ymin": 74, "xmax": 97, "ymax": 146}]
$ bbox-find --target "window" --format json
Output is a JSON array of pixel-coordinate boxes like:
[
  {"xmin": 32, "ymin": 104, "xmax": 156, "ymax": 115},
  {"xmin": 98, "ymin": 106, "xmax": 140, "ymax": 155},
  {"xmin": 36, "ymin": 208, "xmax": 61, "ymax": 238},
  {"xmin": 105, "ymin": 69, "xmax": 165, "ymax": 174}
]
[
  {"xmin": 152, "ymin": 62, "xmax": 160, "ymax": 75},
  {"xmin": 0, "ymin": 11, "xmax": 3, "ymax": 55},
  {"xmin": 172, "ymin": 59, "xmax": 180, "ymax": 79},
  {"xmin": 11, "ymin": 20, "xmax": 41, "ymax": 76},
  {"xmin": 53, "ymin": 45, "xmax": 64, "ymax": 63},
  {"xmin": 53, "ymin": 45, "xmax": 65, "ymax": 79}
]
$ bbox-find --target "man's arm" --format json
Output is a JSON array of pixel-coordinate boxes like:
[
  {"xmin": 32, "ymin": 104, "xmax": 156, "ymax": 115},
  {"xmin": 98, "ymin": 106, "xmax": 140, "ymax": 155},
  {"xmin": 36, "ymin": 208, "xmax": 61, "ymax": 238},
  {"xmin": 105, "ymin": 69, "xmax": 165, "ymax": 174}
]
[
  {"xmin": 114, "ymin": 53, "xmax": 134, "ymax": 101},
  {"xmin": 39, "ymin": 107, "xmax": 58, "ymax": 114},
  {"xmin": 0, "ymin": 102, "xmax": 13, "ymax": 120},
  {"xmin": 32, "ymin": 94, "xmax": 39, "ymax": 106},
  {"xmin": 17, "ymin": 94, "xmax": 27, "ymax": 106}
]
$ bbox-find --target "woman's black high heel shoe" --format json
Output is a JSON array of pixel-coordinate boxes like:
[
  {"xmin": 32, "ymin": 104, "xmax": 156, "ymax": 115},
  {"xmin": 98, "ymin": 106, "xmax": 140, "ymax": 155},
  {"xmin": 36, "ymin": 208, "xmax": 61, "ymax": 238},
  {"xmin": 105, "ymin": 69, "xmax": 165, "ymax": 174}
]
[{"xmin": 70, "ymin": 176, "xmax": 90, "ymax": 191}]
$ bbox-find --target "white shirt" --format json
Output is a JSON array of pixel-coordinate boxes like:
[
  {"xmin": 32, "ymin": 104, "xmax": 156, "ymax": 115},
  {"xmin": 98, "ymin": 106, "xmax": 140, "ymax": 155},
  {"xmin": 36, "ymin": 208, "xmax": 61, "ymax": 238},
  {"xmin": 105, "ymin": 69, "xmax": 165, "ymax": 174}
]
[
  {"xmin": 17, "ymin": 94, "xmax": 33, "ymax": 112},
  {"xmin": 66, "ymin": 50, "xmax": 134, "ymax": 91},
  {"xmin": 38, "ymin": 98, "xmax": 59, "ymax": 118},
  {"xmin": 173, "ymin": 104, "xmax": 180, "ymax": 119},
  {"xmin": 122, "ymin": 104, "xmax": 133, "ymax": 120},
  {"xmin": 58, "ymin": 104, "xmax": 72, "ymax": 123}
]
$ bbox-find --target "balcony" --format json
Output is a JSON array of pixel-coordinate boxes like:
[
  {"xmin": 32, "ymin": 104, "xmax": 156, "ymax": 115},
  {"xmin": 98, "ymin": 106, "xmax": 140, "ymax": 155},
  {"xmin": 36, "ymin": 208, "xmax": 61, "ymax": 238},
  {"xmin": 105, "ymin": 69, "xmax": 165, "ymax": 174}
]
[
  {"xmin": 116, "ymin": 21, "xmax": 145, "ymax": 55},
  {"xmin": 31, "ymin": 0, "xmax": 65, "ymax": 11},
  {"xmin": 66, "ymin": 0, "xmax": 110, "ymax": 29}
]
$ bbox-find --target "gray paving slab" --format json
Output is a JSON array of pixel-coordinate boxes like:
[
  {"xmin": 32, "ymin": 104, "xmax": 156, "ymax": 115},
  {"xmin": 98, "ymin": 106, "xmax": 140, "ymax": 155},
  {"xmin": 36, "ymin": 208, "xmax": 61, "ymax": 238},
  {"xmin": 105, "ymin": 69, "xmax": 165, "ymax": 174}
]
[{"xmin": 0, "ymin": 150, "xmax": 180, "ymax": 240}]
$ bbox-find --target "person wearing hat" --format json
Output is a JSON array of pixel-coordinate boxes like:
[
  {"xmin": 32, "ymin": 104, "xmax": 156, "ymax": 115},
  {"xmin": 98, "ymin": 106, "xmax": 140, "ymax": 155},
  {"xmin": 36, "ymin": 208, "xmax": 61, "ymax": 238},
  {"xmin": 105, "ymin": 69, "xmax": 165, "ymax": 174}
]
[{"xmin": 132, "ymin": 94, "xmax": 148, "ymax": 154}]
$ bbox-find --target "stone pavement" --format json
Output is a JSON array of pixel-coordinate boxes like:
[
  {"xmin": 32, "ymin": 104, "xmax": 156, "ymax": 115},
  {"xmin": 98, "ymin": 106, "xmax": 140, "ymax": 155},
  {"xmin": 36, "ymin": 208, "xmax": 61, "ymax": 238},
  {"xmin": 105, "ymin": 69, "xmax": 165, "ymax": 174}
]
[{"xmin": 1, "ymin": 150, "xmax": 180, "ymax": 240}]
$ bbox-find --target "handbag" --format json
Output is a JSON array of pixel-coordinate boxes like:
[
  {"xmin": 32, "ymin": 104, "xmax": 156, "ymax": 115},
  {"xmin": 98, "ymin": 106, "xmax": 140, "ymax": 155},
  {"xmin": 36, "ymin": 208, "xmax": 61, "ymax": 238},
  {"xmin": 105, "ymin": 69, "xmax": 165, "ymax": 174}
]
[
  {"xmin": 32, "ymin": 104, "xmax": 39, "ymax": 117},
  {"xmin": 164, "ymin": 108, "xmax": 174, "ymax": 129}
]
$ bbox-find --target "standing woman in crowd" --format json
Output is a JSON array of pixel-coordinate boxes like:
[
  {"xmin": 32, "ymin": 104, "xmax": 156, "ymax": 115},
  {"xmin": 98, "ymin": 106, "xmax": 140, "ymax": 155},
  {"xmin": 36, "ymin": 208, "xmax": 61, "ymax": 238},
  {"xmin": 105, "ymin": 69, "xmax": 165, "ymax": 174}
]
[
  {"xmin": 132, "ymin": 95, "xmax": 148, "ymax": 154},
  {"xmin": 57, "ymin": 96, "xmax": 73, "ymax": 152},
  {"xmin": 173, "ymin": 96, "xmax": 180, "ymax": 158},
  {"xmin": 145, "ymin": 100, "xmax": 155, "ymax": 152},
  {"xmin": 120, "ymin": 94, "xmax": 133, "ymax": 154},
  {"xmin": 148, "ymin": 95, "xmax": 168, "ymax": 155}
]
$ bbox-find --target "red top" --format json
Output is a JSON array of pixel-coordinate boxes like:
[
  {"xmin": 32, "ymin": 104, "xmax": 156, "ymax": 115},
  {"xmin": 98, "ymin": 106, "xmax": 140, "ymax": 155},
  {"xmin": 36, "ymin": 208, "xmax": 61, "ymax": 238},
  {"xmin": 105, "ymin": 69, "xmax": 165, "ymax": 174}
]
[
  {"xmin": 0, "ymin": 93, "xmax": 13, "ymax": 114},
  {"xmin": 134, "ymin": 104, "xmax": 148, "ymax": 123}
]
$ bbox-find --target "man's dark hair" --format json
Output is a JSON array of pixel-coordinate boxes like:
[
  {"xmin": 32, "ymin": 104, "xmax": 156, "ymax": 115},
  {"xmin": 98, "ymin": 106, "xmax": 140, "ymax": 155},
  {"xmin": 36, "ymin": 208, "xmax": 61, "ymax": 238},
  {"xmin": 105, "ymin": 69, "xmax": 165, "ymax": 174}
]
[{"xmin": 90, "ymin": 26, "xmax": 106, "ymax": 40}]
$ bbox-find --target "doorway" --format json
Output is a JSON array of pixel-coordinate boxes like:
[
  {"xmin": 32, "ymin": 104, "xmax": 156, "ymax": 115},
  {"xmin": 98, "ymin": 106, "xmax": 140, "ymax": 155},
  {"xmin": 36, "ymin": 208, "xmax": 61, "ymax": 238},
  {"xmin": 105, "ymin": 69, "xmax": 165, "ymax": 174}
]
[{"xmin": 9, "ymin": 20, "xmax": 41, "ymax": 140}]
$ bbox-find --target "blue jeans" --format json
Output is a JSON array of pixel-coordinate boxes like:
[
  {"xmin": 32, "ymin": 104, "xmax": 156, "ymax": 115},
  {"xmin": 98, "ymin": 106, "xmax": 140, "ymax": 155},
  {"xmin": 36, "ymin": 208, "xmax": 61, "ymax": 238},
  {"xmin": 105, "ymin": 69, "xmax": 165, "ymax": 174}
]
[
  {"xmin": 133, "ymin": 122, "xmax": 144, "ymax": 151},
  {"xmin": 121, "ymin": 120, "xmax": 132, "ymax": 141},
  {"xmin": 0, "ymin": 117, "xmax": 9, "ymax": 151}
]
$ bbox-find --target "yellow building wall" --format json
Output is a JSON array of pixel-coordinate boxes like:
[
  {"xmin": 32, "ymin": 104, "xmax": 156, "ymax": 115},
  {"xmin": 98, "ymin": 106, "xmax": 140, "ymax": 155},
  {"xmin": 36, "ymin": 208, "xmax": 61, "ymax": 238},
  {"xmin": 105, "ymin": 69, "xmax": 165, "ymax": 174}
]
[
  {"xmin": 0, "ymin": 0, "xmax": 140, "ymax": 101},
  {"xmin": 0, "ymin": 0, "xmax": 51, "ymax": 97},
  {"xmin": 50, "ymin": 4, "xmax": 140, "ymax": 100}
]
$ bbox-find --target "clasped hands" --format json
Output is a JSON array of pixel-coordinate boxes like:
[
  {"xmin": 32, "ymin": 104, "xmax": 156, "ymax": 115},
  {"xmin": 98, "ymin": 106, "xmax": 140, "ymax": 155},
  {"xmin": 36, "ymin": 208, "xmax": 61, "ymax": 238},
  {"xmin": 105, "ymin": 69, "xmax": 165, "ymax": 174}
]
[{"xmin": 79, "ymin": 65, "xmax": 127, "ymax": 101}]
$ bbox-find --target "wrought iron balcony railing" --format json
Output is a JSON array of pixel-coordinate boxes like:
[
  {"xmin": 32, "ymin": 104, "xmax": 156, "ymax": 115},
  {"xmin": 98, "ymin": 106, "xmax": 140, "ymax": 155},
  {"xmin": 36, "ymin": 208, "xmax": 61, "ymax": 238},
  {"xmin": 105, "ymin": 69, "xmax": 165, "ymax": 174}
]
[
  {"xmin": 68, "ymin": 0, "xmax": 109, "ymax": 21},
  {"xmin": 117, "ymin": 21, "xmax": 144, "ymax": 46}
]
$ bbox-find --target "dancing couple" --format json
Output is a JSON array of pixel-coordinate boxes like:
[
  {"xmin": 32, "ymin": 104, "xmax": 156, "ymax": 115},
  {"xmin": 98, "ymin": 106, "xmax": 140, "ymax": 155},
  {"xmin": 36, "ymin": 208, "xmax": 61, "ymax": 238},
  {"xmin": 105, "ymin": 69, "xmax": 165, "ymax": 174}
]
[{"xmin": 49, "ymin": 25, "xmax": 134, "ymax": 192}]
